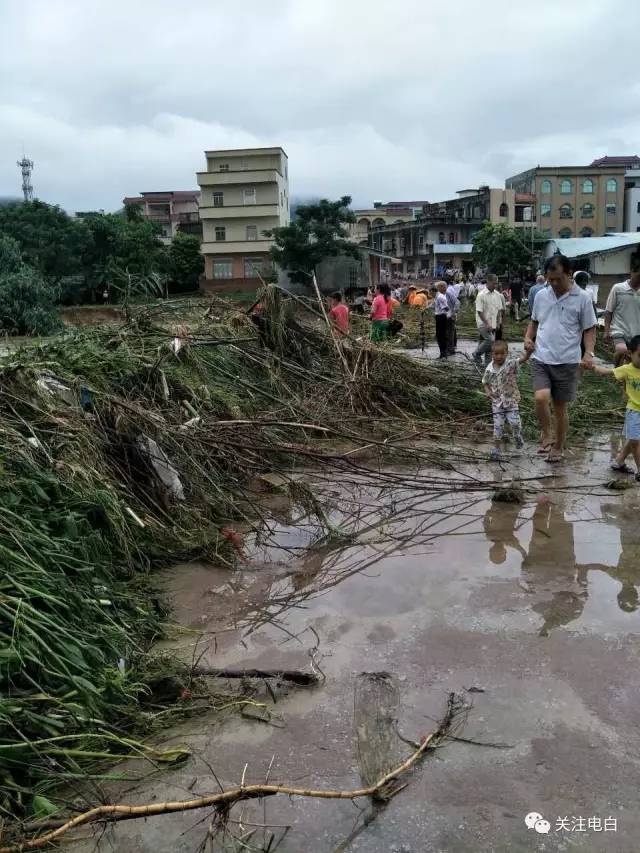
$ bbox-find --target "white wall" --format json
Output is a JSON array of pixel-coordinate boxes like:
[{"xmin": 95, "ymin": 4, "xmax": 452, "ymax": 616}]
[
  {"xmin": 592, "ymin": 248, "xmax": 636, "ymax": 276},
  {"xmin": 203, "ymin": 217, "xmax": 280, "ymax": 242},
  {"xmin": 624, "ymin": 187, "xmax": 640, "ymax": 232}
]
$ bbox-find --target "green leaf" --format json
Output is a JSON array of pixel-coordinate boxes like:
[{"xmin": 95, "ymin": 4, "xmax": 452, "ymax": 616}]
[{"xmin": 32, "ymin": 795, "xmax": 60, "ymax": 818}]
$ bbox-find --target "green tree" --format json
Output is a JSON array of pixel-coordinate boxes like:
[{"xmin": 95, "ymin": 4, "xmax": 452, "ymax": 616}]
[
  {"xmin": 264, "ymin": 196, "xmax": 359, "ymax": 284},
  {"xmin": 0, "ymin": 265, "xmax": 60, "ymax": 336},
  {"xmin": 82, "ymin": 213, "xmax": 168, "ymax": 300},
  {"xmin": 0, "ymin": 200, "xmax": 91, "ymax": 284},
  {"xmin": 167, "ymin": 232, "xmax": 204, "ymax": 293},
  {"xmin": 472, "ymin": 222, "xmax": 543, "ymax": 275},
  {"xmin": 0, "ymin": 234, "xmax": 22, "ymax": 273}
]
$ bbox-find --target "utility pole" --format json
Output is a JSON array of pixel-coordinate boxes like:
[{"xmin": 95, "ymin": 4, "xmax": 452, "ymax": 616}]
[{"xmin": 17, "ymin": 155, "xmax": 34, "ymax": 202}]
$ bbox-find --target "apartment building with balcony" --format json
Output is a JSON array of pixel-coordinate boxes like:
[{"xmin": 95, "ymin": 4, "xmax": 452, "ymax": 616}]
[
  {"xmin": 367, "ymin": 187, "xmax": 515, "ymax": 277},
  {"xmin": 505, "ymin": 158, "xmax": 637, "ymax": 239},
  {"xmin": 196, "ymin": 147, "xmax": 289, "ymax": 292},
  {"xmin": 349, "ymin": 200, "xmax": 430, "ymax": 243},
  {"xmin": 122, "ymin": 191, "xmax": 201, "ymax": 242}
]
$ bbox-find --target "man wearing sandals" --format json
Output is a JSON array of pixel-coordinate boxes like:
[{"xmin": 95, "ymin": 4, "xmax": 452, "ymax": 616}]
[{"xmin": 524, "ymin": 254, "xmax": 597, "ymax": 463}]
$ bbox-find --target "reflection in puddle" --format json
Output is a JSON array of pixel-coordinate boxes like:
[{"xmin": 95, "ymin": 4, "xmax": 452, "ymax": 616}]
[{"xmin": 162, "ymin": 454, "xmax": 640, "ymax": 683}]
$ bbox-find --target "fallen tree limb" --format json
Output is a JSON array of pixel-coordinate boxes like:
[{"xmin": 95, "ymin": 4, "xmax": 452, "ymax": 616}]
[
  {"xmin": 194, "ymin": 667, "xmax": 320, "ymax": 686},
  {"xmin": 1, "ymin": 695, "xmax": 461, "ymax": 852}
]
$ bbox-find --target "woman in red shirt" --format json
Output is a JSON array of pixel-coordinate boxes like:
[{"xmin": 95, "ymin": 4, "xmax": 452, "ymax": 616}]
[
  {"xmin": 370, "ymin": 283, "xmax": 392, "ymax": 341},
  {"xmin": 328, "ymin": 291, "xmax": 350, "ymax": 334}
]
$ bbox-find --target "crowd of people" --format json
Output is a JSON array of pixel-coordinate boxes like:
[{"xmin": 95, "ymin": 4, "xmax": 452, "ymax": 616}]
[{"xmin": 325, "ymin": 253, "xmax": 640, "ymax": 478}]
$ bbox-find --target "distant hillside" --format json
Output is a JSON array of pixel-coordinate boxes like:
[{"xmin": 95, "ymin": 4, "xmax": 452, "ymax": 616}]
[{"xmin": 0, "ymin": 196, "xmax": 22, "ymax": 207}]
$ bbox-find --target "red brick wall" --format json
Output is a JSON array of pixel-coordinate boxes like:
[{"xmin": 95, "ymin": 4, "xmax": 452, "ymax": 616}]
[
  {"xmin": 201, "ymin": 252, "xmax": 269, "ymax": 293},
  {"xmin": 200, "ymin": 277, "xmax": 261, "ymax": 294}
]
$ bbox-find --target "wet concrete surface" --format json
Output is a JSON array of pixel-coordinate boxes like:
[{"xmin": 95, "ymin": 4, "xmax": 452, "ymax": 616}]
[{"xmin": 71, "ymin": 439, "xmax": 640, "ymax": 853}]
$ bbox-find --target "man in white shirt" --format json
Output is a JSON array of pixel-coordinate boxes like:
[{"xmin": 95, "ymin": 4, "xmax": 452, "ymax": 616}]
[
  {"xmin": 524, "ymin": 254, "xmax": 597, "ymax": 462},
  {"xmin": 445, "ymin": 280, "xmax": 460, "ymax": 355},
  {"xmin": 473, "ymin": 274, "xmax": 505, "ymax": 366},
  {"xmin": 604, "ymin": 256, "xmax": 640, "ymax": 365}
]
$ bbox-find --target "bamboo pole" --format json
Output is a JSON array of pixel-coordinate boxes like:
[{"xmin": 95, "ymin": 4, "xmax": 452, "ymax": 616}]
[{"xmin": 1, "ymin": 718, "xmax": 452, "ymax": 852}]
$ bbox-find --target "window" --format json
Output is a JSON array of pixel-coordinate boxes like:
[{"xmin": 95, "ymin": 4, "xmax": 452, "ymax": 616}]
[
  {"xmin": 499, "ymin": 202, "xmax": 509, "ymax": 217},
  {"xmin": 373, "ymin": 218, "xmax": 385, "ymax": 227},
  {"xmin": 581, "ymin": 203, "xmax": 594, "ymax": 218},
  {"xmin": 438, "ymin": 231, "xmax": 445, "ymax": 243},
  {"xmin": 559, "ymin": 203, "xmax": 573, "ymax": 219},
  {"xmin": 541, "ymin": 180, "xmax": 552, "ymax": 194},
  {"xmin": 212, "ymin": 192, "xmax": 223, "ymax": 207},
  {"xmin": 448, "ymin": 232, "xmax": 455, "ymax": 244},
  {"xmin": 244, "ymin": 258, "xmax": 262, "ymax": 279},
  {"xmin": 246, "ymin": 225, "xmax": 257, "ymax": 241},
  {"xmin": 560, "ymin": 179, "xmax": 573, "ymax": 194},
  {"xmin": 239, "ymin": 158, "xmax": 248, "ymax": 170},
  {"xmin": 214, "ymin": 225, "xmax": 226, "ymax": 241},
  {"xmin": 542, "ymin": 228, "xmax": 552, "ymax": 237},
  {"xmin": 582, "ymin": 179, "xmax": 594, "ymax": 194},
  {"xmin": 637, "ymin": 202, "xmax": 640, "ymax": 214},
  {"xmin": 348, "ymin": 267, "xmax": 358, "ymax": 288},
  {"xmin": 606, "ymin": 203, "xmax": 617, "ymax": 216},
  {"xmin": 558, "ymin": 228, "xmax": 572, "ymax": 238},
  {"xmin": 540, "ymin": 203, "xmax": 551, "ymax": 217},
  {"xmin": 580, "ymin": 227, "xmax": 594, "ymax": 237},
  {"xmin": 607, "ymin": 178, "xmax": 618, "ymax": 192},
  {"xmin": 606, "ymin": 227, "xmax": 616, "ymax": 233},
  {"xmin": 212, "ymin": 259, "xmax": 232, "ymax": 279},
  {"xmin": 418, "ymin": 232, "xmax": 424, "ymax": 247},
  {"xmin": 280, "ymin": 191, "xmax": 283, "ymax": 205},
  {"xmin": 219, "ymin": 163, "xmax": 229, "ymax": 172},
  {"xmin": 243, "ymin": 188, "xmax": 256, "ymax": 205}
]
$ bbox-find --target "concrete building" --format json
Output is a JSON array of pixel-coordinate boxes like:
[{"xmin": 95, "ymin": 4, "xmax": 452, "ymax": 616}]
[
  {"xmin": 622, "ymin": 159, "xmax": 640, "ymax": 232},
  {"xmin": 349, "ymin": 200, "xmax": 430, "ymax": 243},
  {"xmin": 197, "ymin": 147, "xmax": 289, "ymax": 292},
  {"xmin": 505, "ymin": 159, "xmax": 638, "ymax": 239},
  {"xmin": 366, "ymin": 187, "xmax": 515, "ymax": 278},
  {"xmin": 122, "ymin": 191, "xmax": 201, "ymax": 242},
  {"xmin": 544, "ymin": 233, "xmax": 640, "ymax": 302}
]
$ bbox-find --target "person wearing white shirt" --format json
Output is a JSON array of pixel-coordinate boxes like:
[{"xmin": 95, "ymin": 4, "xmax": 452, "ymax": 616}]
[
  {"xmin": 604, "ymin": 256, "xmax": 640, "ymax": 366},
  {"xmin": 524, "ymin": 254, "xmax": 597, "ymax": 462},
  {"xmin": 473, "ymin": 275, "xmax": 505, "ymax": 366}
]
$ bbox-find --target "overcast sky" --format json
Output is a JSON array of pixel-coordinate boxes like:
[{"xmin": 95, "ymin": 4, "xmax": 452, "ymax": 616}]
[{"xmin": 1, "ymin": 0, "xmax": 639, "ymax": 212}]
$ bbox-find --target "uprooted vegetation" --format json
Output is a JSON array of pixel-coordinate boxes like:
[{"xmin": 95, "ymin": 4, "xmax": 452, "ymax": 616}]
[{"xmin": 0, "ymin": 287, "xmax": 624, "ymax": 830}]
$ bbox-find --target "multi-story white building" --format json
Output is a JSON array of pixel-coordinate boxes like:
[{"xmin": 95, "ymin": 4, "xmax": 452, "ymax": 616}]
[{"xmin": 197, "ymin": 147, "xmax": 289, "ymax": 291}]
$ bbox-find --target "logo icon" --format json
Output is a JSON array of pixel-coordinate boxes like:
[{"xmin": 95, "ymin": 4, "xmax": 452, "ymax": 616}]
[
  {"xmin": 525, "ymin": 812, "xmax": 543, "ymax": 829},
  {"xmin": 525, "ymin": 812, "xmax": 550, "ymax": 833}
]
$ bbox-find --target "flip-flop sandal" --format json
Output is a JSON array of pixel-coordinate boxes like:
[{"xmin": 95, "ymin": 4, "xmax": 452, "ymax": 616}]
[
  {"xmin": 546, "ymin": 453, "xmax": 565, "ymax": 464},
  {"xmin": 537, "ymin": 444, "xmax": 552, "ymax": 455},
  {"xmin": 611, "ymin": 463, "xmax": 634, "ymax": 474}
]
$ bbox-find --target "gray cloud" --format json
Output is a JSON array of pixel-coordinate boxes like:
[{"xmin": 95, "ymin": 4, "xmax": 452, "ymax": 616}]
[{"xmin": 1, "ymin": 0, "xmax": 639, "ymax": 212}]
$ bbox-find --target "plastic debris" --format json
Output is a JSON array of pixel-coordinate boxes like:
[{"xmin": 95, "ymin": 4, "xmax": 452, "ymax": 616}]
[{"xmin": 136, "ymin": 434, "xmax": 185, "ymax": 501}]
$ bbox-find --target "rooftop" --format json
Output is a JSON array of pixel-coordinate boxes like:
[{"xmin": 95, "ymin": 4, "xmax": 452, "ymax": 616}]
[
  {"xmin": 204, "ymin": 146, "xmax": 287, "ymax": 157},
  {"xmin": 123, "ymin": 191, "xmax": 200, "ymax": 204},
  {"xmin": 590, "ymin": 155, "xmax": 640, "ymax": 167},
  {"xmin": 548, "ymin": 232, "xmax": 640, "ymax": 258}
]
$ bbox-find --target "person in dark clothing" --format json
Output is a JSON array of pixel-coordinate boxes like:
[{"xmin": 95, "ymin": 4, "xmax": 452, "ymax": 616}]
[
  {"xmin": 433, "ymin": 281, "xmax": 450, "ymax": 359},
  {"xmin": 510, "ymin": 278, "xmax": 523, "ymax": 321}
]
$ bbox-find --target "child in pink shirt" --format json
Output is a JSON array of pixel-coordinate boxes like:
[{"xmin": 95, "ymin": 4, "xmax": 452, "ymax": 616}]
[
  {"xmin": 370, "ymin": 283, "xmax": 392, "ymax": 341},
  {"xmin": 328, "ymin": 292, "xmax": 350, "ymax": 334}
]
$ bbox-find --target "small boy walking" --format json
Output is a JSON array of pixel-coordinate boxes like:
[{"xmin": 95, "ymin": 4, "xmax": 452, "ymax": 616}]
[
  {"xmin": 483, "ymin": 340, "xmax": 530, "ymax": 459},
  {"xmin": 587, "ymin": 334, "xmax": 640, "ymax": 480}
]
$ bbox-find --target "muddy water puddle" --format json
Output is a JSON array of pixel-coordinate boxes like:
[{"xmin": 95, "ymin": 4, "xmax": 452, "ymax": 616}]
[{"xmin": 75, "ymin": 442, "xmax": 640, "ymax": 852}]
